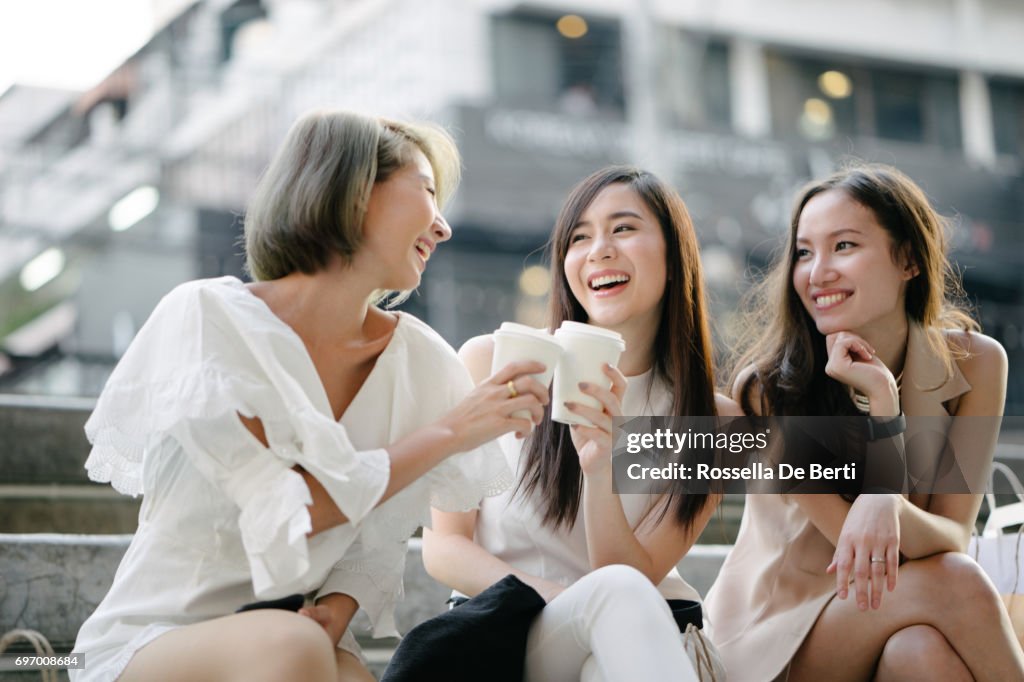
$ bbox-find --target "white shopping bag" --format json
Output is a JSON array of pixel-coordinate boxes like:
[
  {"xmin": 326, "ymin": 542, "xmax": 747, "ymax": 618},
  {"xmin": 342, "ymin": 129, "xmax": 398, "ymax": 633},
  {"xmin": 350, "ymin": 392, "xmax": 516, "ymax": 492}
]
[{"xmin": 968, "ymin": 462, "xmax": 1024, "ymax": 647}]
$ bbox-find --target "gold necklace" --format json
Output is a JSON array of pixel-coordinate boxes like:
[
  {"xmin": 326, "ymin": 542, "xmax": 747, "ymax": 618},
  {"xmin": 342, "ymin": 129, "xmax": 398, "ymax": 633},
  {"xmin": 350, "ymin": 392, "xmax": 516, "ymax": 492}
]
[{"xmin": 853, "ymin": 371, "xmax": 903, "ymax": 414}]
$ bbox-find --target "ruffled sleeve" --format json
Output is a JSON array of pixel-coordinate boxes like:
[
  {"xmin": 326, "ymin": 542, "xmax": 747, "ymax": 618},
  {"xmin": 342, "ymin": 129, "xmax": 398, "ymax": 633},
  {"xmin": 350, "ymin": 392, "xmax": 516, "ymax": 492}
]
[
  {"xmin": 171, "ymin": 413, "xmax": 317, "ymax": 597},
  {"xmin": 315, "ymin": 534, "xmax": 407, "ymax": 639},
  {"xmin": 83, "ymin": 277, "xmax": 390, "ymax": 598}
]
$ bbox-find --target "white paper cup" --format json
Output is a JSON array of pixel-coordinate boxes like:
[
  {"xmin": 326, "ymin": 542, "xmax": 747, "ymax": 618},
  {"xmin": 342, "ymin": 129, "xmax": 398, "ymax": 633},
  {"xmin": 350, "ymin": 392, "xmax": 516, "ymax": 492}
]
[
  {"xmin": 491, "ymin": 322, "xmax": 563, "ymax": 420},
  {"xmin": 551, "ymin": 321, "xmax": 626, "ymax": 426}
]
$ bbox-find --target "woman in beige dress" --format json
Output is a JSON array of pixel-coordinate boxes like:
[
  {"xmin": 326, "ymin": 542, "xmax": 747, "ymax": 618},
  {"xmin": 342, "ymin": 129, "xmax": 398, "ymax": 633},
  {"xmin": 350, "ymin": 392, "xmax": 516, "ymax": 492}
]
[{"xmin": 704, "ymin": 163, "xmax": 1023, "ymax": 681}]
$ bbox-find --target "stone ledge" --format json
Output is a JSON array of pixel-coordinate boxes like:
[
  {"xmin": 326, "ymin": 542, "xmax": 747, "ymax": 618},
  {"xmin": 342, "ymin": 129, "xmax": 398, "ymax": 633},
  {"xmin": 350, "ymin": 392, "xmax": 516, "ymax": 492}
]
[
  {"xmin": 0, "ymin": 533, "xmax": 730, "ymax": 652},
  {"xmin": 0, "ymin": 396, "xmax": 93, "ymax": 485}
]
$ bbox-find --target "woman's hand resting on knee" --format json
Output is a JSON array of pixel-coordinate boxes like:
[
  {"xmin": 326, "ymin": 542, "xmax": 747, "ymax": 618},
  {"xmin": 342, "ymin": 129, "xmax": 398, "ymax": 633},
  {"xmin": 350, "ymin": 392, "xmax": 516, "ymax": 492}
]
[{"xmin": 827, "ymin": 494, "xmax": 901, "ymax": 610}]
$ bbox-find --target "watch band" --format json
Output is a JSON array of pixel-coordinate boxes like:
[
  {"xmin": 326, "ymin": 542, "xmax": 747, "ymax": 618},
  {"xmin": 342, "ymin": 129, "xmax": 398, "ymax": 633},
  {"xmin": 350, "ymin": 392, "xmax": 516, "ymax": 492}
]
[{"xmin": 865, "ymin": 412, "xmax": 907, "ymax": 441}]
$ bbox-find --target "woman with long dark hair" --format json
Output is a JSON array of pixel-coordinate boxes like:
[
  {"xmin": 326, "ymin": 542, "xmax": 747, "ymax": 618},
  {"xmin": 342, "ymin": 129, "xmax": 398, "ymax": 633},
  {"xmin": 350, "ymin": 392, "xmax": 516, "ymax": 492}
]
[
  {"xmin": 423, "ymin": 166, "xmax": 736, "ymax": 681},
  {"xmin": 704, "ymin": 163, "xmax": 1023, "ymax": 681}
]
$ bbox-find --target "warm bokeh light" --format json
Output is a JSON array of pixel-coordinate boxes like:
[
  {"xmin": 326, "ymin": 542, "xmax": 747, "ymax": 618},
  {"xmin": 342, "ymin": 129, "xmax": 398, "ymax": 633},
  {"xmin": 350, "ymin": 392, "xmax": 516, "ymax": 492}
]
[
  {"xmin": 818, "ymin": 70, "xmax": 853, "ymax": 99},
  {"xmin": 803, "ymin": 98, "xmax": 833, "ymax": 125},
  {"xmin": 518, "ymin": 265, "xmax": 550, "ymax": 297},
  {"xmin": 799, "ymin": 97, "xmax": 835, "ymax": 140},
  {"xmin": 556, "ymin": 15, "xmax": 588, "ymax": 39}
]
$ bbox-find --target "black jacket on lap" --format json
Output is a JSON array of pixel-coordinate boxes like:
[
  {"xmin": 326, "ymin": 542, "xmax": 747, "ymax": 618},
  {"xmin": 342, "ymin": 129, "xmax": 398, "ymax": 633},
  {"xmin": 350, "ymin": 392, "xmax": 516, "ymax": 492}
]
[{"xmin": 381, "ymin": 574, "xmax": 545, "ymax": 682}]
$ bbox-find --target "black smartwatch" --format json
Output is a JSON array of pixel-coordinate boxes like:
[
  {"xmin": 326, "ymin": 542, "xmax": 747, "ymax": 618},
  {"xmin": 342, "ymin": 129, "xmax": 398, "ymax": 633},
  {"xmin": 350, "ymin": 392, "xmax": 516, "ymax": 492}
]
[{"xmin": 865, "ymin": 413, "xmax": 907, "ymax": 441}]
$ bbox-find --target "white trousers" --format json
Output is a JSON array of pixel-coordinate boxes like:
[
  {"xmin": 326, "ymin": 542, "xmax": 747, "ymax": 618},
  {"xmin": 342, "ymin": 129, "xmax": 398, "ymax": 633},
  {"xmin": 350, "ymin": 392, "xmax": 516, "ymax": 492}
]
[{"xmin": 523, "ymin": 565, "xmax": 699, "ymax": 682}]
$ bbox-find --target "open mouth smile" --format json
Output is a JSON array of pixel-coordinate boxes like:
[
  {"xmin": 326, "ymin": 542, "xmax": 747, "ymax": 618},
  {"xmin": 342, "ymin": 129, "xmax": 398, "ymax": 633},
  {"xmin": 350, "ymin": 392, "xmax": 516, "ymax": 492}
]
[
  {"xmin": 813, "ymin": 291, "xmax": 851, "ymax": 309},
  {"xmin": 588, "ymin": 272, "xmax": 631, "ymax": 295},
  {"xmin": 414, "ymin": 239, "xmax": 433, "ymax": 263}
]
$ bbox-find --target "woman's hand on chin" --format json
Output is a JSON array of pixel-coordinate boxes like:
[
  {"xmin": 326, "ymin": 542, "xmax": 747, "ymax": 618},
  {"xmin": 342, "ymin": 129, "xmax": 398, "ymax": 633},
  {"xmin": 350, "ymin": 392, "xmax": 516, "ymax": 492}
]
[
  {"xmin": 824, "ymin": 331, "xmax": 900, "ymax": 415},
  {"xmin": 565, "ymin": 364, "xmax": 627, "ymax": 477},
  {"xmin": 827, "ymin": 494, "xmax": 901, "ymax": 611}
]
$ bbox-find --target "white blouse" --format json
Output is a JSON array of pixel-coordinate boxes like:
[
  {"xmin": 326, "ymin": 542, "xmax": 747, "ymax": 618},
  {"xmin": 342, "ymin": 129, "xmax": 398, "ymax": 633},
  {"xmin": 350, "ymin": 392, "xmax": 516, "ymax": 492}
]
[
  {"xmin": 71, "ymin": 277, "xmax": 511, "ymax": 682},
  {"xmin": 472, "ymin": 369, "xmax": 701, "ymax": 602}
]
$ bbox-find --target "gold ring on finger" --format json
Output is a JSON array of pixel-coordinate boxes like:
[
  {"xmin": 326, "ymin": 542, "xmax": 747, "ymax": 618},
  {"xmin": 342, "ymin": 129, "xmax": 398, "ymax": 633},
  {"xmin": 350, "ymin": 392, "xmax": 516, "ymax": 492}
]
[{"xmin": 506, "ymin": 380, "xmax": 518, "ymax": 399}]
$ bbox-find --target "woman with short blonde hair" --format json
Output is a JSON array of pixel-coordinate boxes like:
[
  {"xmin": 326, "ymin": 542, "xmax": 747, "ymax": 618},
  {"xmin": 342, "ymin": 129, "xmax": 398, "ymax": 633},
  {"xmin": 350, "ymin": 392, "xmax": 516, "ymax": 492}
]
[{"xmin": 72, "ymin": 110, "xmax": 548, "ymax": 682}]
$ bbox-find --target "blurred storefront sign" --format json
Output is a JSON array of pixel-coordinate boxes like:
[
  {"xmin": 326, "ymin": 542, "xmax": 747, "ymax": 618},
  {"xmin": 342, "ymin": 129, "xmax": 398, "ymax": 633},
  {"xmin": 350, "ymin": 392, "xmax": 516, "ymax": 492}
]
[{"xmin": 449, "ymin": 104, "xmax": 1021, "ymax": 285}]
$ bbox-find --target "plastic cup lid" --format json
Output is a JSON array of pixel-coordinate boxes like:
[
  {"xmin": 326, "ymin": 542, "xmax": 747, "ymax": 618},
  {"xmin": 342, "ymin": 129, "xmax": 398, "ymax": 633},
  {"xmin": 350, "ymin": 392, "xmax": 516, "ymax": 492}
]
[
  {"xmin": 497, "ymin": 322, "xmax": 547, "ymax": 336},
  {"xmin": 554, "ymin": 321, "xmax": 625, "ymax": 348},
  {"xmin": 495, "ymin": 322, "xmax": 562, "ymax": 349}
]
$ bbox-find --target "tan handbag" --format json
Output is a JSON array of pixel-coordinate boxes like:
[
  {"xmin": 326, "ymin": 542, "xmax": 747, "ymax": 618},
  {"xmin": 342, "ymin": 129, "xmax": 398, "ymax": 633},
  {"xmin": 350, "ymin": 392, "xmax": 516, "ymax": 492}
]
[
  {"xmin": 0, "ymin": 629, "xmax": 58, "ymax": 682},
  {"xmin": 682, "ymin": 622, "xmax": 727, "ymax": 682}
]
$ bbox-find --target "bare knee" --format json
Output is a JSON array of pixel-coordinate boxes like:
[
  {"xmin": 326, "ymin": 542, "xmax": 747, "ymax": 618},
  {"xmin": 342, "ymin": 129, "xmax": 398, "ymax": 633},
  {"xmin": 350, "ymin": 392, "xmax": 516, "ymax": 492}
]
[
  {"xmin": 876, "ymin": 625, "xmax": 970, "ymax": 682},
  {"xmin": 251, "ymin": 612, "xmax": 336, "ymax": 680},
  {"xmin": 919, "ymin": 552, "xmax": 1001, "ymax": 615},
  {"xmin": 122, "ymin": 611, "xmax": 337, "ymax": 682}
]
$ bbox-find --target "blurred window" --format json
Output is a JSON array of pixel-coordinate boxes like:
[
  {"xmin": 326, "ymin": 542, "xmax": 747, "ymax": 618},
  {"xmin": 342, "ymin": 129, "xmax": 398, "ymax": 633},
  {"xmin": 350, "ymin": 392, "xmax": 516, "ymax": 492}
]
[
  {"xmin": 990, "ymin": 77, "xmax": 1024, "ymax": 157},
  {"xmin": 873, "ymin": 69, "xmax": 960, "ymax": 148},
  {"xmin": 491, "ymin": 11, "xmax": 624, "ymax": 117},
  {"xmin": 766, "ymin": 51, "xmax": 961, "ymax": 150},
  {"xmin": 659, "ymin": 31, "xmax": 730, "ymax": 131},
  {"xmin": 220, "ymin": 0, "xmax": 267, "ymax": 63}
]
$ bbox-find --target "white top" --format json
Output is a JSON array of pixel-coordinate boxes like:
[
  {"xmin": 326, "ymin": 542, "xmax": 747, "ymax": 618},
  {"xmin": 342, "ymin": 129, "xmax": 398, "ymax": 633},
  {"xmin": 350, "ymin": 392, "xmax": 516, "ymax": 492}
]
[
  {"xmin": 71, "ymin": 277, "xmax": 511, "ymax": 682},
  {"xmin": 472, "ymin": 369, "xmax": 701, "ymax": 601}
]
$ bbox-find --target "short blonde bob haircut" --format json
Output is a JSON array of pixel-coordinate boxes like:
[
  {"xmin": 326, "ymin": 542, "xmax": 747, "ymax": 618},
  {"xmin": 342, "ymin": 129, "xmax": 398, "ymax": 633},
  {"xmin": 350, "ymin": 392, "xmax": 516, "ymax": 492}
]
[{"xmin": 244, "ymin": 110, "xmax": 461, "ymax": 282}]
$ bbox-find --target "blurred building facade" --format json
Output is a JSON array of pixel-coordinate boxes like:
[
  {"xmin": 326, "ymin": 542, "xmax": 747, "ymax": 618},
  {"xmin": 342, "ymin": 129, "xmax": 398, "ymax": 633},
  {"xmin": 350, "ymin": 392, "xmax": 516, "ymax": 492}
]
[{"xmin": 0, "ymin": 0, "xmax": 1022, "ymax": 410}]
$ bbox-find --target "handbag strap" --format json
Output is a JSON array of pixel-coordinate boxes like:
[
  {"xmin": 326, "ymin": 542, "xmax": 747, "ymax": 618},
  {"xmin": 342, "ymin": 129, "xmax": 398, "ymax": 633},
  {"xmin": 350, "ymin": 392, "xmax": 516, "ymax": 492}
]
[
  {"xmin": 684, "ymin": 622, "xmax": 719, "ymax": 682},
  {"xmin": 1013, "ymin": 524, "xmax": 1024, "ymax": 596},
  {"xmin": 982, "ymin": 462, "xmax": 1024, "ymax": 538},
  {"xmin": 972, "ymin": 461, "xmax": 1024, "ymax": 596},
  {"xmin": 990, "ymin": 462, "xmax": 1024, "ymax": 497},
  {"xmin": 0, "ymin": 629, "xmax": 57, "ymax": 682}
]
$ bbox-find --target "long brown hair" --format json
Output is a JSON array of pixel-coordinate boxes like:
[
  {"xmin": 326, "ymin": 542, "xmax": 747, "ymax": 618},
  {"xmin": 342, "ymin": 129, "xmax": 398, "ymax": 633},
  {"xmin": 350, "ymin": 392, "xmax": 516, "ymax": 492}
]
[
  {"xmin": 516, "ymin": 166, "xmax": 718, "ymax": 531},
  {"xmin": 731, "ymin": 162, "xmax": 977, "ymax": 417}
]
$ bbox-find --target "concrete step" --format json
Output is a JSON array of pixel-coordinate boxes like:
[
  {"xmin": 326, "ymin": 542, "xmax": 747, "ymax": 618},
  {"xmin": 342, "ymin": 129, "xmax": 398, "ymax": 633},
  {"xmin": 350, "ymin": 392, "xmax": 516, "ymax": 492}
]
[
  {"xmin": 0, "ymin": 485, "xmax": 139, "ymax": 534},
  {"xmin": 0, "ymin": 533, "xmax": 731, "ymax": 659},
  {"xmin": 0, "ymin": 394, "xmax": 138, "ymax": 534},
  {"xmin": 0, "ymin": 395, "xmax": 93, "ymax": 485}
]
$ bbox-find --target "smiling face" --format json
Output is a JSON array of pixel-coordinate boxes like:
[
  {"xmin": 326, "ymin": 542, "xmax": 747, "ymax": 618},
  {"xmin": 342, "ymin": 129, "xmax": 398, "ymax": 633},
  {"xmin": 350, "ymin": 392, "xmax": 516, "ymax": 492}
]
[
  {"xmin": 356, "ymin": 147, "xmax": 450, "ymax": 290},
  {"xmin": 793, "ymin": 189, "xmax": 917, "ymax": 337},
  {"xmin": 563, "ymin": 183, "xmax": 667, "ymax": 333}
]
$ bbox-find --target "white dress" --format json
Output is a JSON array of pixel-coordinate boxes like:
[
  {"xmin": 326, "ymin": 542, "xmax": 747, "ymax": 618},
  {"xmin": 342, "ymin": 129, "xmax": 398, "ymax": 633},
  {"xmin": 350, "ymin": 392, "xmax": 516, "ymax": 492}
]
[
  {"xmin": 71, "ymin": 276, "xmax": 511, "ymax": 682},
  {"xmin": 472, "ymin": 368, "xmax": 700, "ymax": 602}
]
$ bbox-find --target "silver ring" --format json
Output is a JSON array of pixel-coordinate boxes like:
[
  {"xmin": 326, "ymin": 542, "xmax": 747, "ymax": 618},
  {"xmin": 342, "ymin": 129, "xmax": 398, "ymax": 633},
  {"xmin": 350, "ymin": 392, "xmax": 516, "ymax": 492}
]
[{"xmin": 870, "ymin": 557, "xmax": 885, "ymax": 564}]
